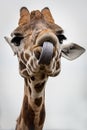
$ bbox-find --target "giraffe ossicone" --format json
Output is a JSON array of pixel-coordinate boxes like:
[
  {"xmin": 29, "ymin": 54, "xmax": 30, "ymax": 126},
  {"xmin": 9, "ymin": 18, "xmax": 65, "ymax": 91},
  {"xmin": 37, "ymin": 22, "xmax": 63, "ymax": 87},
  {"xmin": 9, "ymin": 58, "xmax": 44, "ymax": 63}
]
[{"xmin": 5, "ymin": 7, "xmax": 85, "ymax": 130}]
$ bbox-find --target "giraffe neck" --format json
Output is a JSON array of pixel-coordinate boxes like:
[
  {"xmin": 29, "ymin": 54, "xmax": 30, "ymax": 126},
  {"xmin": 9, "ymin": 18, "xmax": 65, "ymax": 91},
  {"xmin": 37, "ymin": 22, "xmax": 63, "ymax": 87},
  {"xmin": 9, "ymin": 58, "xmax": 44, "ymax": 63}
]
[{"xmin": 16, "ymin": 74, "xmax": 48, "ymax": 130}]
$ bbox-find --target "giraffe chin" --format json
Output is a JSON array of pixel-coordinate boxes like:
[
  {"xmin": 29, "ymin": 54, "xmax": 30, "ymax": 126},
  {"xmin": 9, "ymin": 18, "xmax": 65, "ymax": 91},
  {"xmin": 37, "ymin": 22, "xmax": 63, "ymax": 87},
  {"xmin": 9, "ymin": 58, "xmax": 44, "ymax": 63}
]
[{"xmin": 38, "ymin": 41, "xmax": 54, "ymax": 65}]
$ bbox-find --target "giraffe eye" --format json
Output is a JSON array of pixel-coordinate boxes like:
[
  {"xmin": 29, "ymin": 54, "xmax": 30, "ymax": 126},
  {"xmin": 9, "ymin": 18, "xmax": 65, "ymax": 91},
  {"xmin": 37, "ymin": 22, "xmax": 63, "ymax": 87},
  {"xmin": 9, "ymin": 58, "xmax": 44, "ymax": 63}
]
[
  {"xmin": 11, "ymin": 33, "xmax": 24, "ymax": 46},
  {"xmin": 57, "ymin": 34, "xmax": 67, "ymax": 44}
]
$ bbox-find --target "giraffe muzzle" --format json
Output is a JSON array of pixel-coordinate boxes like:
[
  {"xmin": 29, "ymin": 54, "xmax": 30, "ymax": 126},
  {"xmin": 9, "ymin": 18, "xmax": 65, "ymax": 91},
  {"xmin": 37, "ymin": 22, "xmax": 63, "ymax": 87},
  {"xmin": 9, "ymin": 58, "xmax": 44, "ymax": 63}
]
[
  {"xmin": 35, "ymin": 31, "xmax": 59, "ymax": 65},
  {"xmin": 38, "ymin": 41, "xmax": 54, "ymax": 65}
]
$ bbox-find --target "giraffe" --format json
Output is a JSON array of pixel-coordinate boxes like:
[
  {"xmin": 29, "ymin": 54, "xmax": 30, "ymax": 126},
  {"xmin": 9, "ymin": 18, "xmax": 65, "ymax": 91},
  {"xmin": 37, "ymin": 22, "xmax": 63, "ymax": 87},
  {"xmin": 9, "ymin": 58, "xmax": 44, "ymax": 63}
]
[{"xmin": 4, "ymin": 7, "xmax": 85, "ymax": 130}]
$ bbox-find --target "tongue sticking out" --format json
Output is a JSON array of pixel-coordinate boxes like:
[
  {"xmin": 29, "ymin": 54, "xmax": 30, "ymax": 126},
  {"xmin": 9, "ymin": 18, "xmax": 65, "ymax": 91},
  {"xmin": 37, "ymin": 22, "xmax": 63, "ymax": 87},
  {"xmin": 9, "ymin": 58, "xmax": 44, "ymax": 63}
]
[{"xmin": 38, "ymin": 42, "xmax": 54, "ymax": 65}]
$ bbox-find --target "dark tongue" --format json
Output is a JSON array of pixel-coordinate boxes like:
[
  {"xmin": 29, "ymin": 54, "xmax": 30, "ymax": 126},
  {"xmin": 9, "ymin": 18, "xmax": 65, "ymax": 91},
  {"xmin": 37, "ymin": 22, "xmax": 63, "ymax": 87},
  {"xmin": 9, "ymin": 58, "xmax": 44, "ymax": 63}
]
[{"xmin": 38, "ymin": 42, "xmax": 53, "ymax": 65}]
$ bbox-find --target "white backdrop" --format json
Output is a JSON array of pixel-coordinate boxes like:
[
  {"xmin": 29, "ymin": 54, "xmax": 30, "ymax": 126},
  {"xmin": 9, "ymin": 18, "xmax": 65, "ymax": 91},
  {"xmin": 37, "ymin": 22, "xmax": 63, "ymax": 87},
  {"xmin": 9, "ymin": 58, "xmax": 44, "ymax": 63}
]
[{"xmin": 0, "ymin": 0, "xmax": 87, "ymax": 130}]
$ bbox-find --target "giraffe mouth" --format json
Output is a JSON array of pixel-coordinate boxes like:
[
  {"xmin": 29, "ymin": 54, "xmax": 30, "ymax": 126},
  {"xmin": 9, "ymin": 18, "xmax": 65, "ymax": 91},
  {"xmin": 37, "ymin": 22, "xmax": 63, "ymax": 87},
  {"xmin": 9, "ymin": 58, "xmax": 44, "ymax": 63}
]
[
  {"xmin": 34, "ymin": 32, "xmax": 59, "ymax": 65},
  {"xmin": 38, "ymin": 41, "xmax": 54, "ymax": 65}
]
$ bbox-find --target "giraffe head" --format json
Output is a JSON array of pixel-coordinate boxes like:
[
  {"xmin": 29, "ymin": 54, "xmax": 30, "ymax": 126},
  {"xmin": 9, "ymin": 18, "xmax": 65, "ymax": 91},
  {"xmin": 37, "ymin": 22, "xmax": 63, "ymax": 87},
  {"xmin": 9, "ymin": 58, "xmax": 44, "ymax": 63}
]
[{"xmin": 5, "ymin": 7, "xmax": 85, "ymax": 78}]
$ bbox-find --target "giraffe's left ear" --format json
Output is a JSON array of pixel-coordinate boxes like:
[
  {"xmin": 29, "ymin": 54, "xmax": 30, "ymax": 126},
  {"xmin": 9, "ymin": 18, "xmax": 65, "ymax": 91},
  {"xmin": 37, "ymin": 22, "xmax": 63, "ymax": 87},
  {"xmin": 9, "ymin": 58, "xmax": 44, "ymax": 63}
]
[
  {"xmin": 41, "ymin": 7, "xmax": 54, "ymax": 23},
  {"xmin": 61, "ymin": 43, "xmax": 86, "ymax": 60}
]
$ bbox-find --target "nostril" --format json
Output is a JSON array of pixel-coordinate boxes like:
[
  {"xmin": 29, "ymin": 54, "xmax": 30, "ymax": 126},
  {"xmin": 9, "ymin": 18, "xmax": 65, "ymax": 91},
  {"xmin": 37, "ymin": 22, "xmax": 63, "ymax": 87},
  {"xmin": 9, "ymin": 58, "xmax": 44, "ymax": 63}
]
[
  {"xmin": 34, "ymin": 51, "xmax": 41, "ymax": 59},
  {"xmin": 34, "ymin": 47, "xmax": 42, "ymax": 60},
  {"xmin": 52, "ymin": 48, "xmax": 56, "ymax": 58}
]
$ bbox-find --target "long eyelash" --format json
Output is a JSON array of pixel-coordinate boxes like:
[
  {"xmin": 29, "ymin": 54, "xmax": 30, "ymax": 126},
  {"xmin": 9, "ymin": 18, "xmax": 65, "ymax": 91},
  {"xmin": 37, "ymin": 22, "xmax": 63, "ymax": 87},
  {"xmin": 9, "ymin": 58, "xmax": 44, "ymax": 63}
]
[
  {"xmin": 57, "ymin": 34, "xmax": 67, "ymax": 44},
  {"xmin": 11, "ymin": 36, "xmax": 24, "ymax": 46}
]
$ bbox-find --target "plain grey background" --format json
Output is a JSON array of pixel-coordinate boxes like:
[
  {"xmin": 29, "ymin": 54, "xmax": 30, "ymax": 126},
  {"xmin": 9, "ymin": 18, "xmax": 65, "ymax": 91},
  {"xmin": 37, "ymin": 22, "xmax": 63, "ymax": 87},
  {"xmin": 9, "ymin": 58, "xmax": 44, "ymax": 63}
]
[{"xmin": 0, "ymin": 0, "xmax": 87, "ymax": 130}]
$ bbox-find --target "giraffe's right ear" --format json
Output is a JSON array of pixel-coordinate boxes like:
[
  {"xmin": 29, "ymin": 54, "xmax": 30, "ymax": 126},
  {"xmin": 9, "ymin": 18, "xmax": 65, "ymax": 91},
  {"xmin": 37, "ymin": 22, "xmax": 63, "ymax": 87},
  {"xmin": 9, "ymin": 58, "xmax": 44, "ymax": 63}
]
[{"xmin": 18, "ymin": 7, "xmax": 30, "ymax": 26}]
